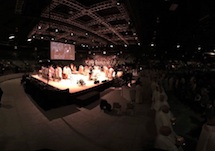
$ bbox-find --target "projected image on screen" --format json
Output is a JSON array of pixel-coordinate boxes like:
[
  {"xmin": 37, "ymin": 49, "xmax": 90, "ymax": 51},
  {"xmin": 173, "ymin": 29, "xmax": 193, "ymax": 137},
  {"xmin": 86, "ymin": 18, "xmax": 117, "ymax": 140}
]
[{"xmin": 50, "ymin": 41, "xmax": 75, "ymax": 60}]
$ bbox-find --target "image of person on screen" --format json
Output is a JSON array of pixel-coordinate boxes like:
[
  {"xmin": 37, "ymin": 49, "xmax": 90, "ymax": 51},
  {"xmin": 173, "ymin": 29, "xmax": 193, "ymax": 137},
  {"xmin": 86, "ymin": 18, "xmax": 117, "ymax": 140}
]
[
  {"xmin": 62, "ymin": 45, "xmax": 72, "ymax": 60},
  {"xmin": 52, "ymin": 48, "xmax": 64, "ymax": 60}
]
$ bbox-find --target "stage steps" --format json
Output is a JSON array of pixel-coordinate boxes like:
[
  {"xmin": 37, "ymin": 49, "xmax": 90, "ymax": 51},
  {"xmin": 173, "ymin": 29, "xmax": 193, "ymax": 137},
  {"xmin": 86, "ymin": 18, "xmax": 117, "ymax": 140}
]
[{"xmin": 75, "ymin": 91, "xmax": 100, "ymax": 107}]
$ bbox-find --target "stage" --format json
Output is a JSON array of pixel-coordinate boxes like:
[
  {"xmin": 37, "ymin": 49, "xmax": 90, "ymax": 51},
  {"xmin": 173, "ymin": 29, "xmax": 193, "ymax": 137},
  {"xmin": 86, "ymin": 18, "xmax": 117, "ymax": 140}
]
[
  {"xmin": 25, "ymin": 73, "xmax": 114, "ymax": 109},
  {"xmin": 31, "ymin": 72, "xmax": 109, "ymax": 94}
]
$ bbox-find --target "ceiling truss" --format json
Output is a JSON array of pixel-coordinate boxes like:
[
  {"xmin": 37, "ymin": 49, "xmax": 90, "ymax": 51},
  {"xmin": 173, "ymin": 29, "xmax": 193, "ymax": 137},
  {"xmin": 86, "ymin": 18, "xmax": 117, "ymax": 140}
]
[{"xmin": 28, "ymin": 0, "xmax": 139, "ymax": 46}]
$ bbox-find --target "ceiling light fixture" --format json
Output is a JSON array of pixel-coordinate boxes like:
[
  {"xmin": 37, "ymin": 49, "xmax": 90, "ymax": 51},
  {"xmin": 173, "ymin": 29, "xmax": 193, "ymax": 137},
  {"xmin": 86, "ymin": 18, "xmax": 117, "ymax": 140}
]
[
  {"xmin": 169, "ymin": 3, "xmax": 178, "ymax": 11},
  {"xmin": 9, "ymin": 35, "xmax": 15, "ymax": 39},
  {"xmin": 151, "ymin": 43, "xmax": 154, "ymax": 47},
  {"xmin": 198, "ymin": 46, "xmax": 201, "ymax": 50}
]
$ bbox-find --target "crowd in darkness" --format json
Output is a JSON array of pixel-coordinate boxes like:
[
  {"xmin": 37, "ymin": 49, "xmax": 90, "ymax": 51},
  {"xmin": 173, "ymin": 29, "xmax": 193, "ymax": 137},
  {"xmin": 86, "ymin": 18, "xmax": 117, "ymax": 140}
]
[
  {"xmin": 157, "ymin": 69, "xmax": 215, "ymax": 151},
  {"xmin": 0, "ymin": 57, "xmax": 215, "ymax": 150},
  {"xmin": 163, "ymin": 70, "xmax": 215, "ymax": 115},
  {"xmin": 0, "ymin": 60, "xmax": 37, "ymax": 75}
]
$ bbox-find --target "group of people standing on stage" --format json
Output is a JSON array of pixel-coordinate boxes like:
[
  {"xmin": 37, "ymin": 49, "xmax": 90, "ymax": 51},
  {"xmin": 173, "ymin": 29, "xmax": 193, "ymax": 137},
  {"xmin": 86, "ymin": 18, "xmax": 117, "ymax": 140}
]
[{"xmin": 39, "ymin": 63, "xmax": 118, "ymax": 82}]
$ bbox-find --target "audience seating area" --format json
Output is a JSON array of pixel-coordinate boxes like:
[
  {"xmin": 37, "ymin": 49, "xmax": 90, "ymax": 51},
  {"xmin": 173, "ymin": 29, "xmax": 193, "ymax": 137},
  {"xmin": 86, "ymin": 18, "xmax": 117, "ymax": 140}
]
[
  {"xmin": 0, "ymin": 59, "xmax": 38, "ymax": 75},
  {"xmin": 0, "ymin": 59, "xmax": 215, "ymax": 151}
]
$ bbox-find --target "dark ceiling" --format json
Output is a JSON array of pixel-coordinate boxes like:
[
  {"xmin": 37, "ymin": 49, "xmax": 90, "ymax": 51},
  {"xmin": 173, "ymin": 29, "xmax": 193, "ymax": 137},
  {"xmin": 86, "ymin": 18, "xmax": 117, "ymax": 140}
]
[
  {"xmin": 129, "ymin": 0, "xmax": 215, "ymax": 50},
  {"xmin": 0, "ymin": 0, "xmax": 215, "ymax": 60}
]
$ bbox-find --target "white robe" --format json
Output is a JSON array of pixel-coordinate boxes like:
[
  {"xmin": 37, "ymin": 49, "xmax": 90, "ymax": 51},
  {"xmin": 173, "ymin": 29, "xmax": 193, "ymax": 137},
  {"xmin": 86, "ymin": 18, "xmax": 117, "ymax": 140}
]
[
  {"xmin": 155, "ymin": 110, "xmax": 174, "ymax": 134},
  {"xmin": 55, "ymin": 67, "xmax": 62, "ymax": 79},
  {"xmin": 151, "ymin": 92, "xmax": 170, "ymax": 112},
  {"xmin": 196, "ymin": 124, "xmax": 215, "ymax": 151},
  {"xmin": 154, "ymin": 134, "xmax": 179, "ymax": 151}
]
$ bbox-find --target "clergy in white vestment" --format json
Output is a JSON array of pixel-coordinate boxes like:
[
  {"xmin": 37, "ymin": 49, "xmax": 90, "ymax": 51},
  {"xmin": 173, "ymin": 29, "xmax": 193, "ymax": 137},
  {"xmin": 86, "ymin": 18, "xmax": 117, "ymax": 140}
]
[
  {"xmin": 103, "ymin": 66, "xmax": 109, "ymax": 78},
  {"xmin": 196, "ymin": 106, "xmax": 215, "ymax": 151},
  {"xmin": 48, "ymin": 65, "xmax": 55, "ymax": 80},
  {"xmin": 55, "ymin": 65, "xmax": 62, "ymax": 80},
  {"xmin": 63, "ymin": 66, "xmax": 72, "ymax": 79},
  {"xmin": 155, "ymin": 105, "xmax": 176, "ymax": 134},
  {"xmin": 108, "ymin": 67, "xmax": 114, "ymax": 79},
  {"xmin": 154, "ymin": 126, "xmax": 184, "ymax": 151},
  {"xmin": 152, "ymin": 93, "xmax": 170, "ymax": 112}
]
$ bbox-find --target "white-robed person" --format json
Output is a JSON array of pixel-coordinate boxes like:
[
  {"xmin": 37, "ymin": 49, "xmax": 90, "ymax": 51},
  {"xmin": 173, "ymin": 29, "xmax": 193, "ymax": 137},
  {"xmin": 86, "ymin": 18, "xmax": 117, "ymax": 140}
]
[
  {"xmin": 155, "ymin": 105, "xmax": 176, "ymax": 134},
  {"xmin": 151, "ymin": 84, "xmax": 169, "ymax": 112},
  {"xmin": 63, "ymin": 65, "xmax": 72, "ymax": 79},
  {"xmin": 196, "ymin": 105, "xmax": 215, "ymax": 151},
  {"xmin": 55, "ymin": 65, "xmax": 62, "ymax": 81},
  {"xmin": 108, "ymin": 66, "xmax": 114, "ymax": 80},
  {"xmin": 48, "ymin": 65, "xmax": 55, "ymax": 81},
  {"xmin": 155, "ymin": 126, "xmax": 184, "ymax": 151}
]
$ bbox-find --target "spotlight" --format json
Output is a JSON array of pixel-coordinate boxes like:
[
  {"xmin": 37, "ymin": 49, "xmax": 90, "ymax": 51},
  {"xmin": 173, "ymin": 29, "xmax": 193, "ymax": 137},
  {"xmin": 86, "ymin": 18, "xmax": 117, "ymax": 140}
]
[
  {"xmin": 9, "ymin": 35, "xmax": 15, "ymax": 39},
  {"xmin": 198, "ymin": 47, "xmax": 201, "ymax": 51},
  {"xmin": 27, "ymin": 38, "xmax": 32, "ymax": 42}
]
